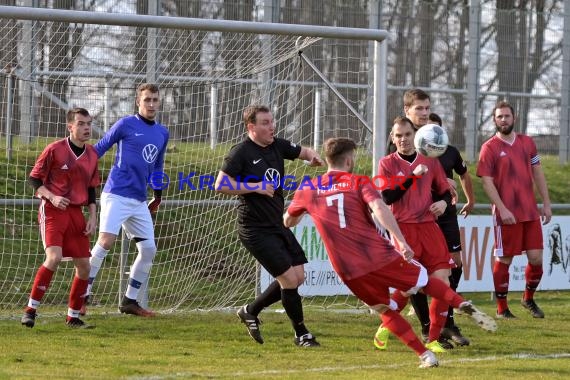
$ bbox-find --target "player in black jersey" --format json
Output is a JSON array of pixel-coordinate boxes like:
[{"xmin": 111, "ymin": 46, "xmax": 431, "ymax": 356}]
[
  {"xmin": 428, "ymin": 112, "xmax": 475, "ymax": 347},
  {"xmin": 215, "ymin": 105, "xmax": 323, "ymax": 347}
]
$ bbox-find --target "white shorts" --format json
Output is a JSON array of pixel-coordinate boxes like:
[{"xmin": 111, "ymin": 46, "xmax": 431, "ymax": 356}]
[{"xmin": 99, "ymin": 192, "xmax": 154, "ymax": 239}]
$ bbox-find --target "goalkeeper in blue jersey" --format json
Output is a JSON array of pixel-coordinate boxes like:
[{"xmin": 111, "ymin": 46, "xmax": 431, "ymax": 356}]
[{"xmin": 83, "ymin": 83, "xmax": 169, "ymax": 317}]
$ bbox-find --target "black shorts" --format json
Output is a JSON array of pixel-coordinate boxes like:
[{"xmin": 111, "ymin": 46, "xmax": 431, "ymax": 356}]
[
  {"xmin": 239, "ymin": 226, "xmax": 308, "ymax": 278},
  {"xmin": 436, "ymin": 215, "xmax": 462, "ymax": 253}
]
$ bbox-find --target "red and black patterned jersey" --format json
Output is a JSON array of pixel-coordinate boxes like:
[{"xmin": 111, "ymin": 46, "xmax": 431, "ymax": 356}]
[
  {"xmin": 30, "ymin": 138, "xmax": 100, "ymax": 206},
  {"xmin": 379, "ymin": 152, "xmax": 450, "ymax": 223},
  {"xmin": 477, "ymin": 133, "xmax": 540, "ymax": 223}
]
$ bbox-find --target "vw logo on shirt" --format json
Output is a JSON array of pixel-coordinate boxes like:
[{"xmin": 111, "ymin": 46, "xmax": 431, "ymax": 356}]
[
  {"xmin": 264, "ymin": 168, "xmax": 281, "ymax": 188},
  {"xmin": 142, "ymin": 144, "xmax": 159, "ymax": 163}
]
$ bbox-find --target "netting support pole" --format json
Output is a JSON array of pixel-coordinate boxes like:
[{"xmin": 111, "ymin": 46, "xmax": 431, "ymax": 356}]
[
  {"xmin": 104, "ymin": 75, "xmax": 111, "ymax": 132},
  {"xmin": 260, "ymin": 0, "xmax": 280, "ymax": 108},
  {"xmin": 368, "ymin": 0, "xmax": 381, "ymax": 157},
  {"xmin": 465, "ymin": 0, "xmax": 481, "ymax": 163},
  {"xmin": 19, "ymin": 2, "xmax": 38, "ymax": 145},
  {"xmin": 210, "ymin": 84, "xmax": 218, "ymax": 149},
  {"xmin": 5, "ymin": 69, "xmax": 15, "ymax": 161},
  {"xmin": 313, "ymin": 88, "xmax": 322, "ymax": 151},
  {"xmin": 146, "ymin": 0, "xmax": 159, "ymax": 84},
  {"xmin": 297, "ymin": 51, "xmax": 372, "ymax": 135},
  {"xmin": 372, "ymin": 39, "xmax": 388, "ymax": 176}
]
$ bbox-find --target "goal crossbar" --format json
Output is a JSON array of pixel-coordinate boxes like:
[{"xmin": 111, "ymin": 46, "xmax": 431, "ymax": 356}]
[{"xmin": 0, "ymin": 5, "xmax": 389, "ymax": 41}]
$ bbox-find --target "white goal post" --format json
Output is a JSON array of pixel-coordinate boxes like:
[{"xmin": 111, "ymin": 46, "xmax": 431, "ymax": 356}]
[{"xmin": 0, "ymin": 5, "xmax": 388, "ymax": 314}]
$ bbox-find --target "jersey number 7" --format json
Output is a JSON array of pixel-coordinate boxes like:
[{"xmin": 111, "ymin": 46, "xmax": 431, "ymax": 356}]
[{"xmin": 326, "ymin": 193, "xmax": 346, "ymax": 229}]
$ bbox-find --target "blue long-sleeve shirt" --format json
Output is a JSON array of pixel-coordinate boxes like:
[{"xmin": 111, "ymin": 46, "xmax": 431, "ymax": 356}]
[{"xmin": 95, "ymin": 114, "xmax": 169, "ymax": 202}]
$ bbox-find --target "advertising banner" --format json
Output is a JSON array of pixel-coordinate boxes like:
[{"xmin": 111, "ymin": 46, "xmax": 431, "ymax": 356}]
[{"xmin": 259, "ymin": 215, "xmax": 570, "ymax": 295}]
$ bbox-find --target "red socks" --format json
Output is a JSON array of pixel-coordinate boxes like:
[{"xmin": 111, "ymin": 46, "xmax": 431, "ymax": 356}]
[
  {"xmin": 69, "ymin": 277, "xmax": 89, "ymax": 311},
  {"xmin": 28, "ymin": 265, "xmax": 55, "ymax": 309},
  {"xmin": 381, "ymin": 309, "xmax": 426, "ymax": 355},
  {"xmin": 523, "ymin": 264, "xmax": 543, "ymax": 301},
  {"xmin": 493, "ymin": 261, "xmax": 510, "ymax": 313},
  {"xmin": 428, "ymin": 299, "xmax": 448, "ymax": 342}
]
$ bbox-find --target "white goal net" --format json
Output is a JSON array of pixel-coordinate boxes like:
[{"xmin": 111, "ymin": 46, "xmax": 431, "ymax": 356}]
[{"xmin": 0, "ymin": 8, "xmax": 387, "ymax": 315}]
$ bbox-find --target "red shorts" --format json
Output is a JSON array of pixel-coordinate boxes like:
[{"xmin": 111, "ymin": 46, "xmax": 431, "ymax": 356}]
[
  {"xmin": 396, "ymin": 222, "xmax": 453, "ymax": 274},
  {"xmin": 39, "ymin": 201, "xmax": 91, "ymax": 258},
  {"xmin": 494, "ymin": 219, "xmax": 544, "ymax": 257},
  {"xmin": 344, "ymin": 257, "xmax": 426, "ymax": 307}
]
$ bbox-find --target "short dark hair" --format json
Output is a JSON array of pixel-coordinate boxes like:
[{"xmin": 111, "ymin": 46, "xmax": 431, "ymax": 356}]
[
  {"xmin": 428, "ymin": 112, "xmax": 442, "ymax": 126},
  {"xmin": 136, "ymin": 83, "xmax": 160, "ymax": 99},
  {"xmin": 392, "ymin": 115, "xmax": 415, "ymax": 131},
  {"xmin": 391, "ymin": 116, "xmax": 416, "ymax": 139},
  {"xmin": 243, "ymin": 105, "xmax": 271, "ymax": 127},
  {"xmin": 403, "ymin": 88, "xmax": 430, "ymax": 108},
  {"xmin": 492, "ymin": 101, "xmax": 515, "ymax": 118},
  {"xmin": 66, "ymin": 107, "xmax": 90, "ymax": 124},
  {"xmin": 323, "ymin": 137, "xmax": 357, "ymax": 166}
]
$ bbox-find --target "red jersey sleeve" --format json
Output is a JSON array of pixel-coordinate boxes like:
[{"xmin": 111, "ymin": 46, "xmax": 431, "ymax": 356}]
[
  {"xmin": 287, "ymin": 188, "xmax": 308, "ymax": 217},
  {"xmin": 526, "ymin": 135, "xmax": 539, "ymax": 163},
  {"xmin": 476, "ymin": 141, "xmax": 493, "ymax": 178},
  {"xmin": 378, "ymin": 156, "xmax": 392, "ymax": 178},
  {"xmin": 360, "ymin": 182, "xmax": 381, "ymax": 204},
  {"xmin": 29, "ymin": 145, "xmax": 54, "ymax": 183}
]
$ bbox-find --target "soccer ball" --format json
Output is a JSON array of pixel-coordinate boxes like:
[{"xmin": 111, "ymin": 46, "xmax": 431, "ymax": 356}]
[{"xmin": 414, "ymin": 124, "xmax": 449, "ymax": 158}]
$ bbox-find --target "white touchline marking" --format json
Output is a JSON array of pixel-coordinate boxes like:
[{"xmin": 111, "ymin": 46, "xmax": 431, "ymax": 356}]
[{"xmin": 127, "ymin": 352, "xmax": 570, "ymax": 379}]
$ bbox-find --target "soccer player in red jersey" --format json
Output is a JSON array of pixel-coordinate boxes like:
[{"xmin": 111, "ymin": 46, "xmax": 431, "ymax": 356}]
[
  {"xmin": 377, "ymin": 116, "xmax": 456, "ymax": 352},
  {"xmin": 21, "ymin": 108, "xmax": 100, "ymax": 328},
  {"xmin": 385, "ymin": 91, "xmax": 474, "ymax": 348},
  {"xmin": 284, "ymin": 137, "xmax": 495, "ymax": 368},
  {"xmin": 477, "ymin": 101, "xmax": 551, "ymax": 319}
]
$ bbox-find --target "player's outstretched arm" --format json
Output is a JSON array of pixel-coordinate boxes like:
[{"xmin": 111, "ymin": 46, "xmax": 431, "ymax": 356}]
[
  {"xmin": 298, "ymin": 147, "xmax": 324, "ymax": 167},
  {"xmin": 283, "ymin": 211, "xmax": 302, "ymax": 228},
  {"xmin": 284, "ymin": 190, "xmax": 305, "ymax": 228},
  {"xmin": 368, "ymin": 198, "xmax": 414, "ymax": 261},
  {"xmin": 93, "ymin": 120, "xmax": 124, "ymax": 158},
  {"xmin": 214, "ymin": 171, "xmax": 274, "ymax": 197}
]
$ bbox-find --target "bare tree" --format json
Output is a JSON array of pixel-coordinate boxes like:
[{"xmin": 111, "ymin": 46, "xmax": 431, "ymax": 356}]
[
  {"xmin": 417, "ymin": 0, "xmax": 438, "ymax": 86},
  {"xmin": 168, "ymin": 0, "xmax": 205, "ymax": 142},
  {"xmin": 451, "ymin": 0, "xmax": 469, "ymax": 148},
  {"xmin": 287, "ymin": 0, "xmax": 323, "ymax": 143},
  {"xmin": 494, "ymin": 0, "xmax": 561, "ymax": 134},
  {"xmin": 219, "ymin": 0, "xmax": 256, "ymax": 143},
  {"xmin": 331, "ymin": 0, "xmax": 368, "ymax": 142},
  {"xmin": 39, "ymin": 0, "xmax": 76, "ymax": 137}
]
